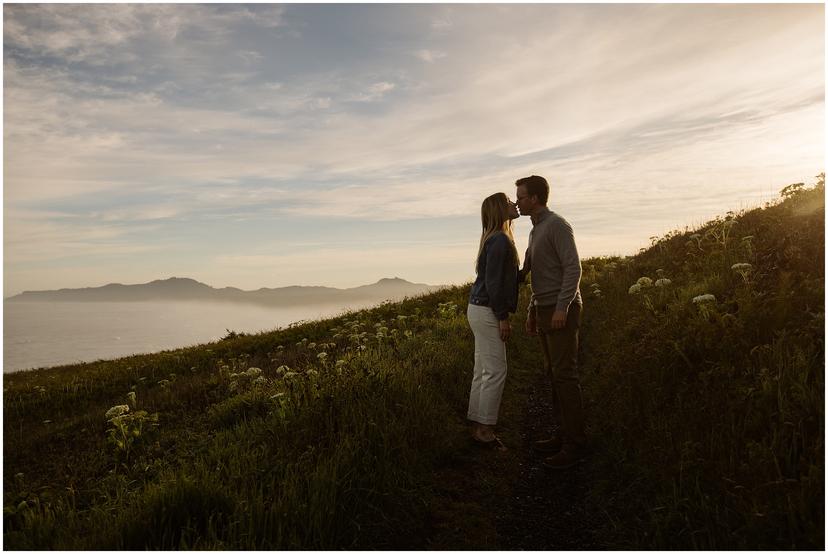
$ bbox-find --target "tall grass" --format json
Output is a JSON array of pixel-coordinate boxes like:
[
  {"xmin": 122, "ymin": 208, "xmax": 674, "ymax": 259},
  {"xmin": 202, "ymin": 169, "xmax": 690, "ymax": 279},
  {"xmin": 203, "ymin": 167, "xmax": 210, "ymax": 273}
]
[
  {"xmin": 579, "ymin": 176, "xmax": 824, "ymax": 549},
  {"xmin": 4, "ymin": 291, "xmax": 476, "ymax": 549}
]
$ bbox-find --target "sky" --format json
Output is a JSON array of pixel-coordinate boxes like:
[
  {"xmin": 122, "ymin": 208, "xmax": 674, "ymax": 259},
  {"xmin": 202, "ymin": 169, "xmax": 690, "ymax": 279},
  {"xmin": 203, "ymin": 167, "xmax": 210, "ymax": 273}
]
[{"xmin": 3, "ymin": 3, "xmax": 825, "ymax": 297}]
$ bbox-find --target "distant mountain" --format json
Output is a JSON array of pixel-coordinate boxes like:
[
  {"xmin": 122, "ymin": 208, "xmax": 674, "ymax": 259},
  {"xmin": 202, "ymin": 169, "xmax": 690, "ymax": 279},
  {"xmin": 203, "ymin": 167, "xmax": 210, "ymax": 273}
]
[{"xmin": 6, "ymin": 277, "xmax": 444, "ymax": 307}]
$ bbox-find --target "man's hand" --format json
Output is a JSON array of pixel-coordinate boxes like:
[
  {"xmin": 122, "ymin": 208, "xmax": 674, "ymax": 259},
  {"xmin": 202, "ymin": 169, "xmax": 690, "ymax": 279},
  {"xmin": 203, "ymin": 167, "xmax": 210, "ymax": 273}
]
[
  {"xmin": 525, "ymin": 315, "xmax": 538, "ymax": 336},
  {"xmin": 551, "ymin": 309, "xmax": 567, "ymax": 330},
  {"xmin": 499, "ymin": 319, "xmax": 512, "ymax": 342}
]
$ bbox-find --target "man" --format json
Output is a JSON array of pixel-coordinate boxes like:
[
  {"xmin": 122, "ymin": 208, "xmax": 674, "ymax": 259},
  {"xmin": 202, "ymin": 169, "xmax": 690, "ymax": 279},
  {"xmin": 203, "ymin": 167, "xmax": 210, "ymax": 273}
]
[{"xmin": 515, "ymin": 175, "xmax": 588, "ymax": 469}]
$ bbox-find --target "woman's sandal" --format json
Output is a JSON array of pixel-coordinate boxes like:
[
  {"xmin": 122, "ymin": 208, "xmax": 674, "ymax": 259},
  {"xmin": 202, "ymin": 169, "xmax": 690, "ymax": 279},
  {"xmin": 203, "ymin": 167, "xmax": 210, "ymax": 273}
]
[{"xmin": 472, "ymin": 435, "xmax": 507, "ymax": 451}]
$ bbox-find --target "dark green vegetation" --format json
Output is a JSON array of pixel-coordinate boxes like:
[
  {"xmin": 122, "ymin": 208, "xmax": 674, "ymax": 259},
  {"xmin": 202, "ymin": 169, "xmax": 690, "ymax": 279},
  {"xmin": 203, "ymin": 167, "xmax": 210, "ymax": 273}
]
[{"xmin": 4, "ymin": 177, "xmax": 823, "ymax": 549}]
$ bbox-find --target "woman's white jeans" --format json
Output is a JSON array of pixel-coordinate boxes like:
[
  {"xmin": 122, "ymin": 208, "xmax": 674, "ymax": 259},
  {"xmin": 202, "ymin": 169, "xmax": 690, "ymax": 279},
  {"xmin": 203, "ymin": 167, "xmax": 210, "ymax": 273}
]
[{"xmin": 466, "ymin": 303, "xmax": 508, "ymax": 425}]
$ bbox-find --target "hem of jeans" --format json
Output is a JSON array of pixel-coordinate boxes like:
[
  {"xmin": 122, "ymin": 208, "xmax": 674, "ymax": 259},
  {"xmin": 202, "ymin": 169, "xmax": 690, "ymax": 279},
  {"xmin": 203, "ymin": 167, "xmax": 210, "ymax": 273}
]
[{"xmin": 467, "ymin": 414, "xmax": 499, "ymax": 425}]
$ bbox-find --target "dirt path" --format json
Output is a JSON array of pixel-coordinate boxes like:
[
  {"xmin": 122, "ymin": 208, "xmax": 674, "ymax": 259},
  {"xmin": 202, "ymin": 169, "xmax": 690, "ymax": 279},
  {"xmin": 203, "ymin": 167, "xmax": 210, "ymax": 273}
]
[{"xmin": 494, "ymin": 373, "xmax": 615, "ymax": 550}]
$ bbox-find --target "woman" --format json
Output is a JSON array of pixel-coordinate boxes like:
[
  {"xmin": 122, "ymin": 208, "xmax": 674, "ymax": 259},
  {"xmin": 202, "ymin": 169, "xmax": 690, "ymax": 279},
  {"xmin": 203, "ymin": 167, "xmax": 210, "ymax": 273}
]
[{"xmin": 467, "ymin": 192, "xmax": 520, "ymax": 447}]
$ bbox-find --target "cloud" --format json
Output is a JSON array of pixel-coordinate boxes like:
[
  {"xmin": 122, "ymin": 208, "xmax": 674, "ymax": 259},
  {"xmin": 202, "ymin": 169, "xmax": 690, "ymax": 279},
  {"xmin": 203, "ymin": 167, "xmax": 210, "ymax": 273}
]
[
  {"xmin": 414, "ymin": 49, "xmax": 447, "ymax": 63},
  {"xmin": 352, "ymin": 81, "xmax": 396, "ymax": 102}
]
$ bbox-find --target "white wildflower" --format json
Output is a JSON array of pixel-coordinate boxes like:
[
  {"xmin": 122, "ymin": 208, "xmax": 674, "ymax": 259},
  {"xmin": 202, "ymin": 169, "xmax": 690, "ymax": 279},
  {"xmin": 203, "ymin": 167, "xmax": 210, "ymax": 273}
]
[
  {"xmin": 245, "ymin": 367, "xmax": 262, "ymax": 377},
  {"xmin": 590, "ymin": 283, "xmax": 601, "ymax": 289},
  {"xmin": 306, "ymin": 369, "xmax": 319, "ymax": 377},
  {"xmin": 126, "ymin": 391, "xmax": 137, "ymax": 406},
  {"xmin": 636, "ymin": 277, "xmax": 653, "ymax": 288},
  {"xmin": 308, "ymin": 342, "xmax": 317, "ymax": 349},
  {"xmin": 253, "ymin": 376, "xmax": 266, "ymax": 385},
  {"xmin": 731, "ymin": 262, "xmax": 753, "ymax": 272},
  {"xmin": 335, "ymin": 359, "xmax": 346, "ymax": 367},
  {"xmin": 276, "ymin": 365, "xmax": 290, "ymax": 374},
  {"xmin": 655, "ymin": 278, "xmax": 672, "ymax": 287},
  {"xmin": 105, "ymin": 405, "xmax": 130, "ymax": 420},
  {"xmin": 317, "ymin": 352, "xmax": 328, "ymax": 361},
  {"xmin": 692, "ymin": 294, "xmax": 717, "ymax": 304},
  {"xmin": 628, "ymin": 283, "xmax": 642, "ymax": 295}
]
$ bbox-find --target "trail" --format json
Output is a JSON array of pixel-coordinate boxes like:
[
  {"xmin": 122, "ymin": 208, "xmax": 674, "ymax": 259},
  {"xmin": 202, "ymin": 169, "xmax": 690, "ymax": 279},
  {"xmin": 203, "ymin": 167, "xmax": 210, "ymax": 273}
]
[{"xmin": 494, "ymin": 372, "xmax": 614, "ymax": 550}]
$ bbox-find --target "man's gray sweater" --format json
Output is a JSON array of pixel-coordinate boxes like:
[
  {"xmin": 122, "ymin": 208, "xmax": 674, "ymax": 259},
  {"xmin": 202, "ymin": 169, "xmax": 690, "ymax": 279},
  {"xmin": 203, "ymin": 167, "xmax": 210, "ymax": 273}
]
[{"xmin": 522, "ymin": 207, "xmax": 582, "ymax": 312}]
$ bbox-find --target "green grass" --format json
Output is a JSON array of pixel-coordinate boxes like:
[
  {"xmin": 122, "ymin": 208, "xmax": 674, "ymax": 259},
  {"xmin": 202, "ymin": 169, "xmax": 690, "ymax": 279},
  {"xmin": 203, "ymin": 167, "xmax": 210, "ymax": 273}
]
[{"xmin": 4, "ymin": 176, "xmax": 824, "ymax": 549}]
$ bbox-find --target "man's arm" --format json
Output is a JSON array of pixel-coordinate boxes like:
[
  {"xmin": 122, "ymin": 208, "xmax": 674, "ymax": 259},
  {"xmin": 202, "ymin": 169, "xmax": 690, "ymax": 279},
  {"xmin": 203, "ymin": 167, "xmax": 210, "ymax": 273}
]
[{"xmin": 551, "ymin": 219, "xmax": 582, "ymax": 329}]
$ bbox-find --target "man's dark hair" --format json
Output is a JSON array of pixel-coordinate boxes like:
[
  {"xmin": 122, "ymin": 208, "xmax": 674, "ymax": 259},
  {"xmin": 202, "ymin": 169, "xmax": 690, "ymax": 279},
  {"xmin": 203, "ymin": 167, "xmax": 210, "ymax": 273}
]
[{"xmin": 515, "ymin": 175, "xmax": 549, "ymax": 205}]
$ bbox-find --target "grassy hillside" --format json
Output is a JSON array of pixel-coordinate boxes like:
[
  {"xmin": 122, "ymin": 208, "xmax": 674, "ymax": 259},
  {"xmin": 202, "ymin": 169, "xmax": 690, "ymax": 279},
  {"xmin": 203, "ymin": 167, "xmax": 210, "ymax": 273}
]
[
  {"xmin": 579, "ymin": 176, "xmax": 824, "ymax": 549},
  {"xmin": 4, "ymin": 176, "xmax": 823, "ymax": 549}
]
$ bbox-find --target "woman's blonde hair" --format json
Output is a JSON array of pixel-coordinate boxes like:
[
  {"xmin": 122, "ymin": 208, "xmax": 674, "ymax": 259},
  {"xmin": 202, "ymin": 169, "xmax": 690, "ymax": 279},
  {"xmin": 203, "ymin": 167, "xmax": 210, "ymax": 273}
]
[{"xmin": 476, "ymin": 192, "xmax": 519, "ymax": 272}]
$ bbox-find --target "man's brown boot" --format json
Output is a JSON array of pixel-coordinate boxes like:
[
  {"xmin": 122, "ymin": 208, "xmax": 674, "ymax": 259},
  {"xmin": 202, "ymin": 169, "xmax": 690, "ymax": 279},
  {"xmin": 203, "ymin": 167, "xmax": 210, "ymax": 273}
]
[
  {"xmin": 533, "ymin": 435, "xmax": 562, "ymax": 454},
  {"xmin": 543, "ymin": 442, "xmax": 591, "ymax": 470}
]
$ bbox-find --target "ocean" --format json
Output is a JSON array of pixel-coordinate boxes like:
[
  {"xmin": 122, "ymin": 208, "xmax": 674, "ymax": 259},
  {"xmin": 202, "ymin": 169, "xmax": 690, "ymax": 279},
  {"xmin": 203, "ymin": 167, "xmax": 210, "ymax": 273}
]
[{"xmin": 4, "ymin": 300, "xmax": 368, "ymax": 372}]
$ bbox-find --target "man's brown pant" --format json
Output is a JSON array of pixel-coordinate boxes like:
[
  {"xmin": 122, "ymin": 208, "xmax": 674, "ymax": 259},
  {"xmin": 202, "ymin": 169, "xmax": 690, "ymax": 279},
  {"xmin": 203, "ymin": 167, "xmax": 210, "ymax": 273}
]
[{"xmin": 534, "ymin": 302, "xmax": 587, "ymax": 447}]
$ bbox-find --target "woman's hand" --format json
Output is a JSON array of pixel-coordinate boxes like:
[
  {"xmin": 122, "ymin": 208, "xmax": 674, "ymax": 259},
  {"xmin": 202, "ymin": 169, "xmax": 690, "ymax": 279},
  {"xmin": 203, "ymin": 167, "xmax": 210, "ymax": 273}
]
[{"xmin": 499, "ymin": 319, "xmax": 511, "ymax": 342}]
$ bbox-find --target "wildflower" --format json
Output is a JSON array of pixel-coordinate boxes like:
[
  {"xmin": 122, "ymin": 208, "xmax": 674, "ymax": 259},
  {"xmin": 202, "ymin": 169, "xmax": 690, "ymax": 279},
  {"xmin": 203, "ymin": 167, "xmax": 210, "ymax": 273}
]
[
  {"xmin": 335, "ymin": 359, "xmax": 346, "ymax": 367},
  {"xmin": 253, "ymin": 376, "xmax": 266, "ymax": 385},
  {"xmin": 628, "ymin": 283, "xmax": 642, "ymax": 295},
  {"xmin": 590, "ymin": 283, "xmax": 600, "ymax": 289},
  {"xmin": 105, "ymin": 405, "xmax": 130, "ymax": 420},
  {"xmin": 306, "ymin": 369, "xmax": 319, "ymax": 377},
  {"xmin": 741, "ymin": 236, "xmax": 754, "ymax": 242},
  {"xmin": 404, "ymin": 330, "xmax": 414, "ymax": 338},
  {"xmin": 245, "ymin": 367, "xmax": 262, "ymax": 377},
  {"xmin": 157, "ymin": 379, "xmax": 171, "ymax": 388},
  {"xmin": 592, "ymin": 289, "xmax": 602, "ymax": 297},
  {"xmin": 317, "ymin": 352, "xmax": 328, "ymax": 361},
  {"xmin": 655, "ymin": 278, "xmax": 672, "ymax": 287},
  {"xmin": 126, "ymin": 391, "xmax": 137, "ymax": 406},
  {"xmin": 276, "ymin": 345, "xmax": 285, "ymax": 350},
  {"xmin": 636, "ymin": 276, "xmax": 653, "ymax": 288},
  {"xmin": 656, "ymin": 269, "xmax": 665, "ymax": 277},
  {"xmin": 732, "ymin": 262, "xmax": 753, "ymax": 282},
  {"xmin": 283, "ymin": 371, "xmax": 299, "ymax": 378},
  {"xmin": 692, "ymin": 294, "xmax": 717, "ymax": 304},
  {"xmin": 276, "ymin": 365, "xmax": 290, "ymax": 374},
  {"xmin": 295, "ymin": 341, "xmax": 303, "ymax": 347},
  {"xmin": 308, "ymin": 342, "xmax": 317, "ymax": 349}
]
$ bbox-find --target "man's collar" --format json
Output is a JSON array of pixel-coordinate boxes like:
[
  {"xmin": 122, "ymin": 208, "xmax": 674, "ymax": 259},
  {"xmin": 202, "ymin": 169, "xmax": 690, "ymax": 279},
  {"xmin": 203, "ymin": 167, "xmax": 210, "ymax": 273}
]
[{"xmin": 530, "ymin": 206, "xmax": 551, "ymax": 226}]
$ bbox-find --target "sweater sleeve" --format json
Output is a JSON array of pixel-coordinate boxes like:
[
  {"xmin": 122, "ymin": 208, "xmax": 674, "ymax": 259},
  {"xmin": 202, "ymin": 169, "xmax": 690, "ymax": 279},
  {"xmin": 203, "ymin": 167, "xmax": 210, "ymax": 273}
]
[
  {"xmin": 484, "ymin": 235, "xmax": 513, "ymax": 321},
  {"xmin": 551, "ymin": 219, "xmax": 582, "ymax": 312}
]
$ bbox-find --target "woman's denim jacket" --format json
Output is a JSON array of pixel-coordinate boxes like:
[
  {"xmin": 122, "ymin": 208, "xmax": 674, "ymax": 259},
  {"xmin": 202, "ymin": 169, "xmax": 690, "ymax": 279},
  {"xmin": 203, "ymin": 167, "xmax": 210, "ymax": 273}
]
[{"xmin": 469, "ymin": 233, "xmax": 519, "ymax": 321}]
